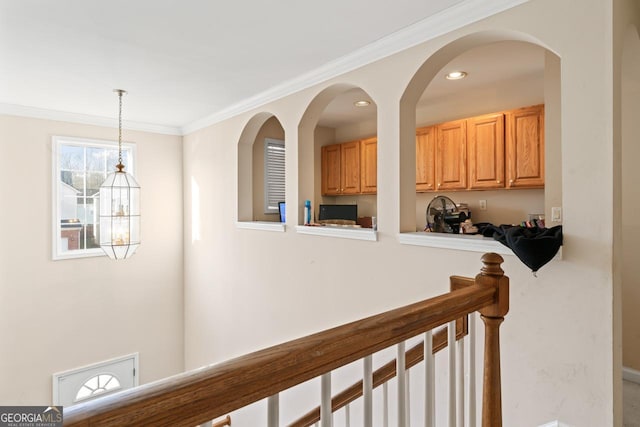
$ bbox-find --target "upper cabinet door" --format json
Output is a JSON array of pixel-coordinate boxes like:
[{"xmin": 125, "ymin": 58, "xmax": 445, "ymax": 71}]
[
  {"xmin": 340, "ymin": 140, "xmax": 361, "ymax": 194},
  {"xmin": 506, "ymin": 104, "xmax": 545, "ymax": 188},
  {"xmin": 416, "ymin": 126, "xmax": 436, "ymax": 192},
  {"xmin": 321, "ymin": 144, "xmax": 341, "ymax": 195},
  {"xmin": 436, "ymin": 119, "xmax": 467, "ymax": 191},
  {"xmin": 360, "ymin": 137, "xmax": 377, "ymax": 194},
  {"xmin": 468, "ymin": 113, "xmax": 505, "ymax": 189}
]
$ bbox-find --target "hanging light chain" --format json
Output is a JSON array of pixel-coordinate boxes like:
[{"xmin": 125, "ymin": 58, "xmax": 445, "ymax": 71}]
[{"xmin": 114, "ymin": 89, "xmax": 127, "ymax": 172}]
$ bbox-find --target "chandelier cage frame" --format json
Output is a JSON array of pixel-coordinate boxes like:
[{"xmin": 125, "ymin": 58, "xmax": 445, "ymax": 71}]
[{"xmin": 99, "ymin": 89, "xmax": 141, "ymax": 260}]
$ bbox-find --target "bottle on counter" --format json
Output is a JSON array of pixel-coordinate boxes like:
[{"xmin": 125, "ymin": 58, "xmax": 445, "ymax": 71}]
[{"xmin": 304, "ymin": 200, "xmax": 311, "ymax": 225}]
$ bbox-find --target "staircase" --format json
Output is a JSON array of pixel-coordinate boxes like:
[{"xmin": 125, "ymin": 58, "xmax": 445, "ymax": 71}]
[{"xmin": 63, "ymin": 253, "xmax": 509, "ymax": 427}]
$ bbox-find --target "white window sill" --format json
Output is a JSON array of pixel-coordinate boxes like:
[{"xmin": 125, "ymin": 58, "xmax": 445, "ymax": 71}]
[
  {"xmin": 236, "ymin": 221, "xmax": 285, "ymax": 232},
  {"xmin": 398, "ymin": 232, "xmax": 562, "ymax": 260},
  {"xmin": 295, "ymin": 225, "xmax": 378, "ymax": 241}
]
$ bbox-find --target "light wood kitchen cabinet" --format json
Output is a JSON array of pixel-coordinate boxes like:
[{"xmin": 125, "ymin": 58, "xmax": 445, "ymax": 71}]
[
  {"xmin": 360, "ymin": 137, "xmax": 377, "ymax": 194},
  {"xmin": 321, "ymin": 140, "xmax": 361, "ymax": 195},
  {"xmin": 468, "ymin": 113, "xmax": 505, "ymax": 189},
  {"xmin": 321, "ymin": 143, "xmax": 342, "ymax": 195},
  {"xmin": 436, "ymin": 119, "xmax": 467, "ymax": 191},
  {"xmin": 506, "ymin": 104, "xmax": 545, "ymax": 188},
  {"xmin": 340, "ymin": 140, "xmax": 361, "ymax": 194},
  {"xmin": 416, "ymin": 126, "xmax": 436, "ymax": 192}
]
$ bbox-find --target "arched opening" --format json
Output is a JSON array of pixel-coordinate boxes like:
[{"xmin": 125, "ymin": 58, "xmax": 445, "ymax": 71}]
[
  {"xmin": 237, "ymin": 112, "xmax": 286, "ymax": 222},
  {"xmin": 621, "ymin": 24, "xmax": 640, "ymax": 378},
  {"xmin": 298, "ymin": 84, "xmax": 378, "ymax": 228},
  {"xmin": 399, "ymin": 30, "xmax": 561, "ymax": 235}
]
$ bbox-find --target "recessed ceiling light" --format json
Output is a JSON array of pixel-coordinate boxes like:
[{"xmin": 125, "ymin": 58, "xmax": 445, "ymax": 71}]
[
  {"xmin": 445, "ymin": 71, "xmax": 468, "ymax": 80},
  {"xmin": 354, "ymin": 100, "xmax": 371, "ymax": 107}
]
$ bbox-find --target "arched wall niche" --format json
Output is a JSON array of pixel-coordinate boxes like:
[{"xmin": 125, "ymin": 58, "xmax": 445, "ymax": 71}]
[
  {"xmin": 298, "ymin": 83, "xmax": 378, "ymax": 225},
  {"xmin": 621, "ymin": 23, "xmax": 640, "ymax": 375},
  {"xmin": 398, "ymin": 29, "xmax": 561, "ymax": 233},
  {"xmin": 237, "ymin": 112, "xmax": 285, "ymax": 222}
]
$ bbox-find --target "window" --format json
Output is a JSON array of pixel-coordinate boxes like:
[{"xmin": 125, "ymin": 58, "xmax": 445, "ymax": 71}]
[
  {"xmin": 52, "ymin": 136, "xmax": 135, "ymax": 260},
  {"xmin": 52, "ymin": 353, "xmax": 138, "ymax": 407},
  {"xmin": 263, "ymin": 138, "xmax": 285, "ymax": 214}
]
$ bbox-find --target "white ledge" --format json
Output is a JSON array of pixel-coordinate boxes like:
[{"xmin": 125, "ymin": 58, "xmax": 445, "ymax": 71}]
[
  {"xmin": 398, "ymin": 232, "xmax": 563, "ymax": 260},
  {"xmin": 398, "ymin": 232, "xmax": 515, "ymax": 255},
  {"xmin": 236, "ymin": 221, "xmax": 285, "ymax": 232},
  {"xmin": 295, "ymin": 225, "xmax": 377, "ymax": 241}
]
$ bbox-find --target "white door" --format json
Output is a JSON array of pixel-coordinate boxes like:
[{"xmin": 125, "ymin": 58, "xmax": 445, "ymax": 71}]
[{"xmin": 53, "ymin": 353, "xmax": 138, "ymax": 407}]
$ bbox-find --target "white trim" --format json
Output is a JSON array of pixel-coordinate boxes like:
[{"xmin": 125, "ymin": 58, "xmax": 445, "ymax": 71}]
[
  {"xmin": 51, "ymin": 136, "xmax": 137, "ymax": 260},
  {"xmin": 538, "ymin": 422, "xmax": 572, "ymax": 427},
  {"xmin": 623, "ymin": 366, "xmax": 640, "ymax": 384},
  {"xmin": 52, "ymin": 353, "xmax": 139, "ymax": 406},
  {"xmin": 181, "ymin": 0, "xmax": 529, "ymax": 134},
  {"xmin": 0, "ymin": 103, "xmax": 181, "ymax": 136},
  {"xmin": 398, "ymin": 232, "xmax": 563, "ymax": 262},
  {"xmin": 236, "ymin": 221, "xmax": 286, "ymax": 232},
  {"xmin": 295, "ymin": 225, "xmax": 377, "ymax": 241},
  {"xmin": 398, "ymin": 232, "xmax": 513, "ymax": 254}
]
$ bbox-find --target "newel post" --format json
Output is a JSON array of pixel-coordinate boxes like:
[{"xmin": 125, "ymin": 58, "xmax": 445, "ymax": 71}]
[{"xmin": 476, "ymin": 253, "xmax": 509, "ymax": 427}]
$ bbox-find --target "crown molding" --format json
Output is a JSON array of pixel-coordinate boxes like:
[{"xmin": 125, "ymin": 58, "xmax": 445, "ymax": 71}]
[
  {"xmin": 0, "ymin": 103, "xmax": 183, "ymax": 136},
  {"xmin": 181, "ymin": 0, "xmax": 529, "ymax": 135}
]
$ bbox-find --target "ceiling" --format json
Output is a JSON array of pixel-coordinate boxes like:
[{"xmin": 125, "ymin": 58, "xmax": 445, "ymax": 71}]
[
  {"xmin": 0, "ymin": 0, "xmax": 531, "ymax": 135},
  {"xmin": 319, "ymin": 40, "xmax": 545, "ymax": 128}
]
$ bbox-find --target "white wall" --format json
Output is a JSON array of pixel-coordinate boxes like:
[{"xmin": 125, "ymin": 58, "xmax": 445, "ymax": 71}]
[
  {"xmin": 182, "ymin": 1, "xmax": 622, "ymax": 426},
  {"xmin": 0, "ymin": 115, "xmax": 184, "ymax": 404}
]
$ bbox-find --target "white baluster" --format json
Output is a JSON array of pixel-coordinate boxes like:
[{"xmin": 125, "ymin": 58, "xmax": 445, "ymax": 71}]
[
  {"xmin": 424, "ymin": 330, "xmax": 435, "ymax": 427},
  {"xmin": 321, "ymin": 373, "xmax": 333, "ymax": 427},
  {"xmin": 457, "ymin": 335, "xmax": 465, "ymax": 427},
  {"xmin": 398, "ymin": 341, "xmax": 407, "ymax": 427},
  {"xmin": 345, "ymin": 403, "xmax": 351, "ymax": 427},
  {"xmin": 448, "ymin": 321, "xmax": 456, "ymax": 427},
  {"xmin": 468, "ymin": 313, "xmax": 477, "ymax": 427},
  {"xmin": 383, "ymin": 382, "xmax": 389, "ymax": 427},
  {"xmin": 267, "ymin": 394, "xmax": 279, "ymax": 427},
  {"xmin": 364, "ymin": 355, "xmax": 373, "ymax": 427},
  {"xmin": 406, "ymin": 369, "xmax": 411, "ymax": 427}
]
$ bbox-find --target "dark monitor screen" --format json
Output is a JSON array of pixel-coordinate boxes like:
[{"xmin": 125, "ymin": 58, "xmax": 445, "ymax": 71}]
[
  {"xmin": 278, "ymin": 202, "xmax": 286, "ymax": 223},
  {"xmin": 318, "ymin": 204, "xmax": 357, "ymax": 222}
]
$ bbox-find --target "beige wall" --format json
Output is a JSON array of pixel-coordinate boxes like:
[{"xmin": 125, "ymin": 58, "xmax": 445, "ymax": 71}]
[
  {"xmin": 0, "ymin": 115, "xmax": 184, "ymax": 404},
  {"xmin": 182, "ymin": 0, "xmax": 623, "ymax": 425}
]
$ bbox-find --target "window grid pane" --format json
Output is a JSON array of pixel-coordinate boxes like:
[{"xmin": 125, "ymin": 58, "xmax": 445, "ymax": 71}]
[{"xmin": 54, "ymin": 137, "xmax": 135, "ymax": 259}]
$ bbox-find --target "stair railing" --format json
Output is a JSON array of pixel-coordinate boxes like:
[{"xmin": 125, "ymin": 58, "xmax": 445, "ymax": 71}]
[
  {"xmin": 289, "ymin": 275, "xmax": 472, "ymax": 427},
  {"xmin": 64, "ymin": 253, "xmax": 508, "ymax": 427}
]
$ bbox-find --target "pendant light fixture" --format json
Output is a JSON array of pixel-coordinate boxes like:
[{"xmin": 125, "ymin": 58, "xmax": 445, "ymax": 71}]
[{"xmin": 99, "ymin": 89, "xmax": 141, "ymax": 259}]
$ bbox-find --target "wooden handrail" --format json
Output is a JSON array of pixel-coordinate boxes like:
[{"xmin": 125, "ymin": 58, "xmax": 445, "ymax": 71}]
[
  {"xmin": 212, "ymin": 415, "xmax": 231, "ymax": 427},
  {"xmin": 64, "ymin": 253, "xmax": 504, "ymax": 427},
  {"xmin": 290, "ymin": 273, "xmax": 473, "ymax": 426},
  {"xmin": 289, "ymin": 322, "xmax": 467, "ymax": 426}
]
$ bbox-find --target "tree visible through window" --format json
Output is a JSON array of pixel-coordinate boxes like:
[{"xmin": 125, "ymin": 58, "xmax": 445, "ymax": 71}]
[{"xmin": 53, "ymin": 137, "xmax": 135, "ymax": 259}]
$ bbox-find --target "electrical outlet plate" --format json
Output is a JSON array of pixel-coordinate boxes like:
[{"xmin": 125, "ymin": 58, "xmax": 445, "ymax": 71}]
[
  {"xmin": 551, "ymin": 207, "xmax": 562, "ymax": 222},
  {"xmin": 479, "ymin": 200, "xmax": 487, "ymax": 211}
]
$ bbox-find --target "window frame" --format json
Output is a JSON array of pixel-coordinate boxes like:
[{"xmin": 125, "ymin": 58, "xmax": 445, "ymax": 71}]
[
  {"xmin": 52, "ymin": 136, "xmax": 136, "ymax": 260},
  {"xmin": 263, "ymin": 138, "xmax": 285, "ymax": 215}
]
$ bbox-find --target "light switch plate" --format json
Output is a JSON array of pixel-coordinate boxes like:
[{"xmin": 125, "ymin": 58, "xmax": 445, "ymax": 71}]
[
  {"xmin": 479, "ymin": 200, "xmax": 487, "ymax": 211},
  {"xmin": 551, "ymin": 207, "xmax": 562, "ymax": 222}
]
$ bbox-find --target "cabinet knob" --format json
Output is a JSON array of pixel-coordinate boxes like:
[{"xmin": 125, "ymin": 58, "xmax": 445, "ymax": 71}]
[
  {"xmin": 427, "ymin": 183, "xmax": 432, "ymax": 187},
  {"xmin": 509, "ymin": 179, "xmax": 514, "ymax": 184},
  {"xmin": 437, "ymin": 183, "xmax": 441, "ymax": 187},
  {"xmin": 497, "ymin": 180, "xmax": 501, "ymax": 184}
]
